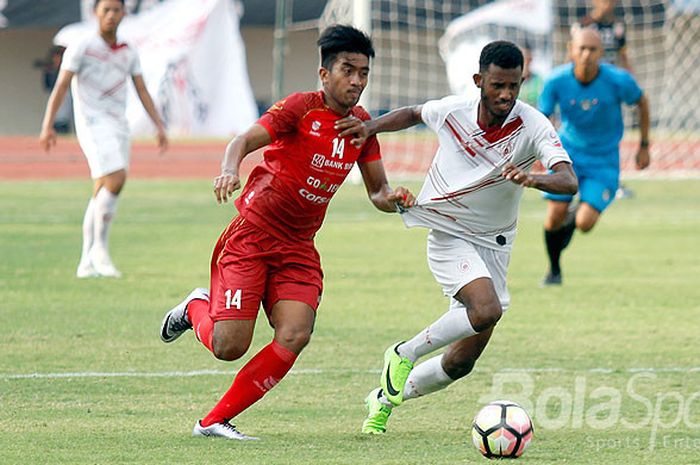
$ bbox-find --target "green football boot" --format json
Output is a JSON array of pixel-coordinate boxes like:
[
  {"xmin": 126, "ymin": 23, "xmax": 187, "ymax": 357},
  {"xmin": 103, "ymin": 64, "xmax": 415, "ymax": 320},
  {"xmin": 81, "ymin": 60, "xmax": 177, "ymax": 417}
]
[
  {"xmin": 361, "ymin": 388, "xmax": 393, "ymax": 434},
  {"xmin": 381, "ymin": 342, "xmax": 414, "ymax": 406}
]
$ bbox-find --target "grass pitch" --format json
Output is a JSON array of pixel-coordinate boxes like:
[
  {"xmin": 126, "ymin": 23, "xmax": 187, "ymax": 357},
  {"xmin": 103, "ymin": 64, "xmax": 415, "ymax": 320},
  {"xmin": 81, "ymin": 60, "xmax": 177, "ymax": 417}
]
[{"xmin": 1, "ymin": 179, "xmax": 699, "ymax": 464}]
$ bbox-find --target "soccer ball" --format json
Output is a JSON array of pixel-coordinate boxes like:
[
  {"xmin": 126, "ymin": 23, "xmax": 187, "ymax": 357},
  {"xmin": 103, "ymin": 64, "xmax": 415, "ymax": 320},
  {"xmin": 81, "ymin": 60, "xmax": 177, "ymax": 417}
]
[{"xmin": 471, "ymin": 400, "xmax": 533, "ymax": 459}]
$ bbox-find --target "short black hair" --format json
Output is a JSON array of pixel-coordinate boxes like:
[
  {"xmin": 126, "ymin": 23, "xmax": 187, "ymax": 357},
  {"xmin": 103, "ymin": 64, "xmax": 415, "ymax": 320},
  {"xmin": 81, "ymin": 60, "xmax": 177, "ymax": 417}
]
[
  {"xmin": 479, "ymin": 41, "xmax": 524, "ymax": 72},
  {"xmin": 94, "ymin": 0, "xmax": 125, "ymax": 7},
  {"xmin": 317, "ymin": 25, "xmax": 375, "ymax": 70}
]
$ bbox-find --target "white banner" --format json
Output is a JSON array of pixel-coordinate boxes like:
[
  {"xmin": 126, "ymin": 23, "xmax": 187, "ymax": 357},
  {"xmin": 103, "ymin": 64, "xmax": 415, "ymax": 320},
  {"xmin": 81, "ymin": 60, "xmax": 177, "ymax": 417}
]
[
  {"xmin": 0, "ymin": 0, "xmax": 7, "ymax": 28},
  {"xmin": 56, "ymin": 0, "xmax": 257, "ymax": 137},
  {"xmin": 80, "ymin": 0, "xmax": 164, "ymax": 19},
  {"xmin": 439, "ymin": 0, "xmax": 553, "ymax": 98}
]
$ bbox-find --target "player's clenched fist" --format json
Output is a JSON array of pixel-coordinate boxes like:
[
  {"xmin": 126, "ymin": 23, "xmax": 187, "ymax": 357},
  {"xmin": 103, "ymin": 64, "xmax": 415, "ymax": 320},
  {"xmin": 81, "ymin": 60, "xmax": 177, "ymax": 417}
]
[
  {"xmin": 213, "ymin": 171, "xmax": 241, "ymax": 204},
  {"xmin": 335, "ymin": 115, "xmax": 369, "ymax": 148},
  {"xmin": 501, "ymin": 163, "xmax": 535, "ymax": 187},
  {"xmin": 389, "ymin": 186, "xmax": 416, "ymax": 212}
]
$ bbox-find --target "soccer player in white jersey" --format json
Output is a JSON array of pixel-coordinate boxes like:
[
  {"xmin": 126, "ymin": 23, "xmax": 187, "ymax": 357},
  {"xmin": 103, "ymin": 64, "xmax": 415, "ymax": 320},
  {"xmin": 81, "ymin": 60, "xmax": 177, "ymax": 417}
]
[
  {"xmin": 336, "ymin": 41, "xmax": 578, "ymax": 434},
  {"xmin": 40, "ymin": 0, "xmax": 168, "ymax": 278}
]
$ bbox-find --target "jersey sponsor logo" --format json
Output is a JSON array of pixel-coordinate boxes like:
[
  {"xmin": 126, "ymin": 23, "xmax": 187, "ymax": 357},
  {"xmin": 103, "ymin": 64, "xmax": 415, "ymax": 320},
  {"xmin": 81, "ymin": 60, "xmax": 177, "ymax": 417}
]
[
  {"xmin": 311, "ymin": 153, "xmax": 325, "ymax": 168},
  {"xmin": 307, "ymin": 176, "xmax": 339, "ymax": 194},
  {"xmin": 310, "ymin": 153, "xmax": 353, "ymax": 171},
  {"xmin": 298, "ymin": 188, "xmax": 330, "ymax": 204}
]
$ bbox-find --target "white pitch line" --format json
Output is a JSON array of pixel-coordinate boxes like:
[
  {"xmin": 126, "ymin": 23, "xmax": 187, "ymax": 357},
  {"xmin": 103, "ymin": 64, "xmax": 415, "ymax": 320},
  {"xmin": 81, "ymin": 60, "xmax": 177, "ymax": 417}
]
[
  {"xmin": 0, "ymin": 368, "xmax": 379, "ymax": 380},
  {"xmin": 1, "ymin": 366, "xmax": 699, "ymax": 380}
]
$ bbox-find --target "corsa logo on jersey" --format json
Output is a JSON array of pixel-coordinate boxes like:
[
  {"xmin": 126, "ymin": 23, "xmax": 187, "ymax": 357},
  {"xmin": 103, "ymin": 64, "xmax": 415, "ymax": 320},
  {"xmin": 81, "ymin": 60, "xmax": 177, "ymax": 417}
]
[{"xmin": 298, "ymin": 188, "xmax": 330, "ymax": 204}]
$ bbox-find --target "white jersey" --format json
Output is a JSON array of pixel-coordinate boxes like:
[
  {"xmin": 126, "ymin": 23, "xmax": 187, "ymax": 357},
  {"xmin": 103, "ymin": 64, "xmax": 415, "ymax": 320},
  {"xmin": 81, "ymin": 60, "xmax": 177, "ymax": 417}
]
[
  {"xmin": 61, "ymin": 33, "xmax": 142, "ymax": 137},
  {"xmin": 402, "ymin": 96, "xmax": 570, "ymax": 250}
]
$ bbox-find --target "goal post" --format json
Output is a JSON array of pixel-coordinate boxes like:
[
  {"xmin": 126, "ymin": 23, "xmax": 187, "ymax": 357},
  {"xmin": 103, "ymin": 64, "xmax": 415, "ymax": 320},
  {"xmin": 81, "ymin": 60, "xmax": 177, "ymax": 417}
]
[{"xmin": 320, "ymin": 0, "xmax": 700, "ymax": 178}]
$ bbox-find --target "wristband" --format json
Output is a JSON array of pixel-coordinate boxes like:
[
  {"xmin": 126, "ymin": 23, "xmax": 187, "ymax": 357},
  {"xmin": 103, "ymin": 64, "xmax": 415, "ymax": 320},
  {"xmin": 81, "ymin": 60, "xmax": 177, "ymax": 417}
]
[{"xmin": 640, "ymin": 140, "xmax": 649, "ymax": 148}]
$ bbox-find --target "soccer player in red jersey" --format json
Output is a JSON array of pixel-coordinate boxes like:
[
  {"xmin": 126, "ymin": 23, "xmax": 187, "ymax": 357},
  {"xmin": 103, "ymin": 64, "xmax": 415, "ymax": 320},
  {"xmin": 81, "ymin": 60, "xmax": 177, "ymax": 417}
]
[{"xmin": 159, "ymin": 25, "xmax": 415, "ymax": 440}]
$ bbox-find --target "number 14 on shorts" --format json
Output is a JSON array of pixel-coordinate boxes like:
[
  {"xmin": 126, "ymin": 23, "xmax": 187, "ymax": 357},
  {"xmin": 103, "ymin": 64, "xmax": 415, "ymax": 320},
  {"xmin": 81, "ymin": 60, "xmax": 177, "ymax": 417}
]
[{"xmin": 225, "ymin": 289, "xmax": 242, "ymax": 310}]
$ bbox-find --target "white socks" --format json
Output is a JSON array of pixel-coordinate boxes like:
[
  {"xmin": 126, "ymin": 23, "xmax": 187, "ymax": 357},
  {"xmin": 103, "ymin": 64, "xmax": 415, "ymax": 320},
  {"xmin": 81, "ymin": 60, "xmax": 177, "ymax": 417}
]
[
  {"xmin": 397, "ymin": 306, "xmax": 477, "ymax": 362},
  {"xmin": 76, "ymin": 187, "xmax": 122, "ymax": 277},
  {"xmin": 78, "ymin": 198, "xmax": 95, "ymax": 267},
  {"xmin": 92, "ymin": 187, "xmax": 119, "ymax": 255},
  {"xmin": 403, "ymin": 354, "xmax": 454, "ymax": 400},
  {"xmin": 376, "ymin": 305, "xmax": 478, "ymax": 408}
]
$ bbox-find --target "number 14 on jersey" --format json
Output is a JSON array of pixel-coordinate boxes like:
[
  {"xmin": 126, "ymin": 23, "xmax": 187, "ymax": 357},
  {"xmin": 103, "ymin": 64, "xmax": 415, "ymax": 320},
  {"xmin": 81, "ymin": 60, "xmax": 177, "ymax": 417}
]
[
  {"xmin": 331, "ymin": 137, "xmax": 345, "ymax": 159},
  {"xmin": 225, "ymin": 289, "xmax": 242, "ymax": 310}
]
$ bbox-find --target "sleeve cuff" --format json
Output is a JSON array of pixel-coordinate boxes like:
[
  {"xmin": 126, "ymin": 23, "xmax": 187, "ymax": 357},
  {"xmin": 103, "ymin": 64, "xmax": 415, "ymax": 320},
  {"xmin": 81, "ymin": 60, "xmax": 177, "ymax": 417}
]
[
  {"xmin": 546, "ymin": 156, "xmax": 571, "ymax": 170},
  {"xmin": 256, "ymin": 117, "xmax": 277, "ymax": 140}
]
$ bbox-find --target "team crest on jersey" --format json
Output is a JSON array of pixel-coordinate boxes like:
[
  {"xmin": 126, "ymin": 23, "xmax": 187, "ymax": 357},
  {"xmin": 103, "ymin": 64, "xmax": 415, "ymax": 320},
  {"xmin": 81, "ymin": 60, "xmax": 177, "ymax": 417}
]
[
  {"xmin": 312, "ymin": 120, "xmax": 321, "ymax": 131},
  {"xmin": 501, "ymin": 139, "xmax": 515, "ymax": 157},
  {"xmin": 580, "ymin": 98, "xmax": 599, "ymax": 111},
  {"xmin": 549, "ymin": 130, "xmax": 563, "ymax": 147},
  {"xmin": 458, "ymin": 259, "xmax": 471, "ymax": 273}
]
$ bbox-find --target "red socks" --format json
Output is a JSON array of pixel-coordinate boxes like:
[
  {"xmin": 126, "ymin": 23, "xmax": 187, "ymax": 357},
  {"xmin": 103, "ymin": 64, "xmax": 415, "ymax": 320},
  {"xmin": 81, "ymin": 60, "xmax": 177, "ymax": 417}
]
[
  {"xmin": 201, "ymin": 340, "xmax": 297, "ymax": 426},
  {"xmin": 187, "ymin": 300, "xmax": 299, "ymax": 426},
  {"xmin": 187, "ymin": 299, "xmax": 214, "ymax": 353}
]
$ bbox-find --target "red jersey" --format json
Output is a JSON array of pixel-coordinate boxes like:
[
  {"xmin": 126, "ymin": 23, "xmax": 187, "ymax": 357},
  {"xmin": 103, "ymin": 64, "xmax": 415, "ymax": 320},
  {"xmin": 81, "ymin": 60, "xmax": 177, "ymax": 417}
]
[{"xmin": 234, "ymin": 91, "xmax": 382, "ymax": 241}]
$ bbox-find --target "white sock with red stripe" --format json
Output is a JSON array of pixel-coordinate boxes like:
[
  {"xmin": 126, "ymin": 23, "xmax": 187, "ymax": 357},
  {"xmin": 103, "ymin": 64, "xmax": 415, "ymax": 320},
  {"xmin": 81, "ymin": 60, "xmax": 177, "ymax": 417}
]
[
  {"xmin": 397, "ymin": 306, "xmax": 476, "ymax": 362},
  {"xmin": 402, "ymin": 354, "xmax": 454, "ymax": 400}
]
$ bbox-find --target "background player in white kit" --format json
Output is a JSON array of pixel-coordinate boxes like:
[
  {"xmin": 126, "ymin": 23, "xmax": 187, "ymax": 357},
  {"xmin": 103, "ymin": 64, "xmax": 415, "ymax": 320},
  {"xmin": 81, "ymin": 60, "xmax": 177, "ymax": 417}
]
[
  {"xmin": 39, "ymin": 0, "xmax": 168, "ymax": 278},
  {"xmin": 336, "ymin": 41, "xmax": 578, "ymax": 433}
]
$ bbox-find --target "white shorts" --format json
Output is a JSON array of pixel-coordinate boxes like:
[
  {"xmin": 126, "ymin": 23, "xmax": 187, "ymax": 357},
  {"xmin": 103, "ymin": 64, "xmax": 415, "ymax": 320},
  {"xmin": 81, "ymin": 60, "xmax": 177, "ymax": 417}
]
[
  {"xmin": 77, "ymin": 125, "xmax": 130, "ymax": 179},
  {"xmin": 427, "ymin": 229, "xmax": 511, "ymax": 311}
]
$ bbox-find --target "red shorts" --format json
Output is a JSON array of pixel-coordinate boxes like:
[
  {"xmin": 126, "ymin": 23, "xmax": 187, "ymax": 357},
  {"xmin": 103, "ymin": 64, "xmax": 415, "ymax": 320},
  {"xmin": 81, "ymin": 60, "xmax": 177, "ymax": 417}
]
[{"xmin": 208, "ymin": 216, "xmax": 323, "ymax": 322}]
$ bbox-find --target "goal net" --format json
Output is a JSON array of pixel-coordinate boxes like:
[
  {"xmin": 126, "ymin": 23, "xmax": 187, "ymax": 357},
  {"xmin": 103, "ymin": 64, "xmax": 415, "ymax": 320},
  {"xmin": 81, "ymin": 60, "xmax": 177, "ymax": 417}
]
[{"xmin": 320, "ymin": 0, "xmax": 700, "ymax": 178}]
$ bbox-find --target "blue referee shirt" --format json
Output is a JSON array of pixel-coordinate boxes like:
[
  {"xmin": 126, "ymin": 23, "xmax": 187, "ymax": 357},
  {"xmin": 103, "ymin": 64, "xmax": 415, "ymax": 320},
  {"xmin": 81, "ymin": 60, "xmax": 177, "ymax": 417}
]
[{"xmin": 539, "ymin": 63, "xmax": 642, "ymax": 168}]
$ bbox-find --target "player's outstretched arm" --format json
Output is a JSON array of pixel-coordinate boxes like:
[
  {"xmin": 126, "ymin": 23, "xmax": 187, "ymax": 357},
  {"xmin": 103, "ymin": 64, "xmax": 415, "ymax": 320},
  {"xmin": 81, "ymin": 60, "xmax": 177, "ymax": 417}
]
[
  {"xmin": 336, "ymin": 105, "xmax": 423, "ymax": 147},
  {"xmin": 358, "ymin": 159, "xmax": 415, "ymax": 213},
  {"xmin": 502, "ymin": 161, "xmax": 578, "ymax": 195},
  {"xmin": 214, "ymin": 124, "xmax": 272, "ymax": 204},
  {"xmin": 39, "ymin": 69, "xmax": 74, "ymax": 152},
  {"xmin": 132, "ymin": 75, "xmax": 168, "ymax": 153},
  {"xmin": 635, "ymin": 94, "xmax": 651, "ymax": 170}
]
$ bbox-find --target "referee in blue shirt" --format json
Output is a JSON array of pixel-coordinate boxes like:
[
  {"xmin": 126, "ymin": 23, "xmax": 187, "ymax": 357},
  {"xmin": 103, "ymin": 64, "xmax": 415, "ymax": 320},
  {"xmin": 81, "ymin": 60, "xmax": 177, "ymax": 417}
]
[{"xmin": 539, "ymin": 26, "xmax": 650, "ymax": 286}]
